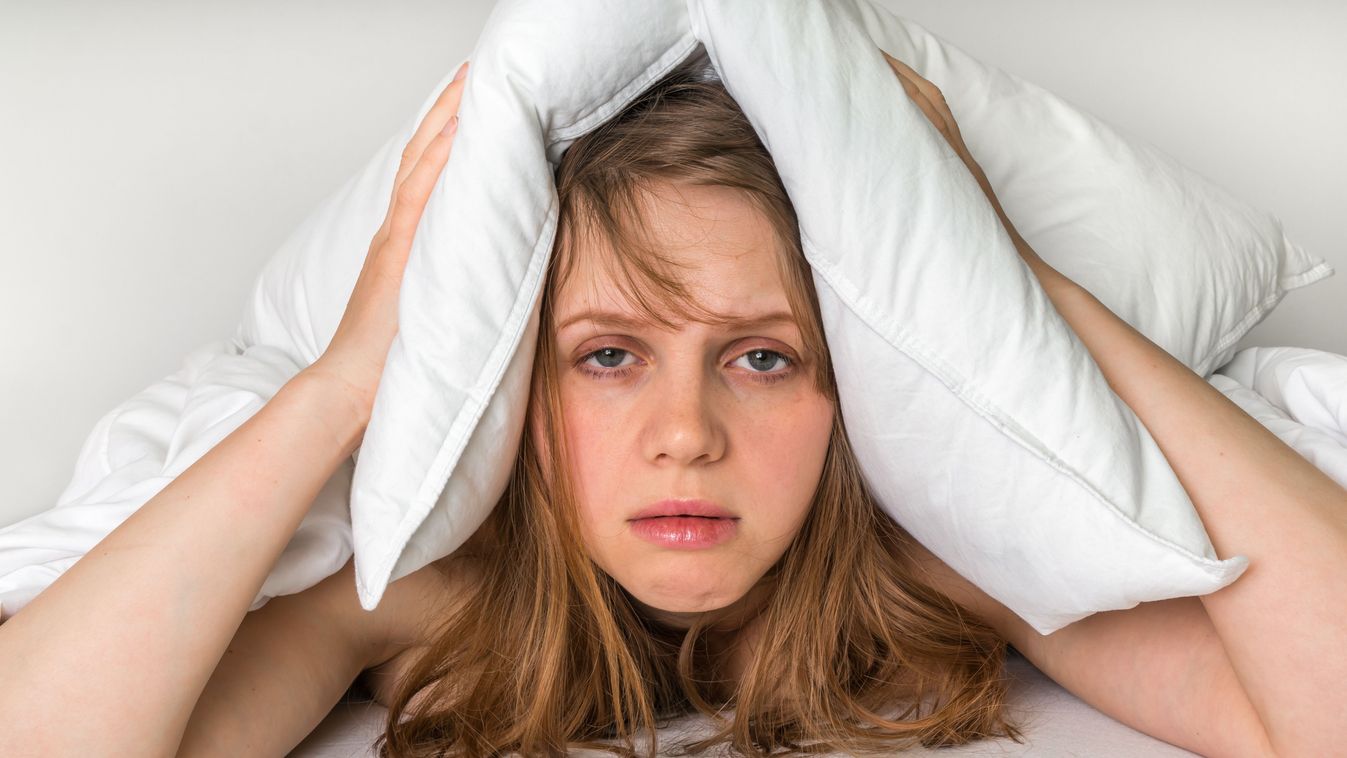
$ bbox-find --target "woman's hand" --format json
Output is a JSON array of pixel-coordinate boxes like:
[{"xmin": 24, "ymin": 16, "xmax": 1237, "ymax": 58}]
[
  {"xmin": 881, "ymin": 51, "xmax": 1056, "ymax": 279},
  {"xmin": 304, "ymin": 60, "xmax": 469, "ymax": 422}
]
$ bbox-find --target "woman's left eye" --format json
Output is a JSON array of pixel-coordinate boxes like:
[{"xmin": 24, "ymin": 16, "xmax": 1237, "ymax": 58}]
[
  {"xmin": 576, "ymin": 346, "xmax": 794, "ymax": 385},
  {"xmin": 730, "ymin": 349, "xmax": 794, "ymax": 383},
  {"xmin": 580, "ymin": 347, "xmax": 638, "ymax": 374}
]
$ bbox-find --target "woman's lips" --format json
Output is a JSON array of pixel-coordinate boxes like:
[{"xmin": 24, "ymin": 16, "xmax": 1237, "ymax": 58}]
[
  {"xmin": 628, "ymin": 515, "xmax": 738, "ymax": 549},
  {"xmin": 629, "ymin": 498, "xmax": 736, "ymax": 520}
]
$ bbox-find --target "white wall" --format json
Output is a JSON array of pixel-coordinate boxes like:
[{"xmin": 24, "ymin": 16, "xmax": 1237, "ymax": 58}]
[{"xmin": 1, "ymin": 0, "xmax": 1343, "ymax": 528}]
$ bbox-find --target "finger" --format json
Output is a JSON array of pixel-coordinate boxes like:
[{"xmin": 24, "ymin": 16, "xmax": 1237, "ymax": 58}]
[
  {"xmin": 384, "ymin": 115, "xmax": 459, "ymax": 252},
  {"xmin": 396, "ymin": 61, "xmax": 470, "ymax": 190},
  {"xmin": 882, "ymin": 52, "xmax": 957, "ymax": 131},
  {"xmin": 881, "ymin": 52, "xmax": 933, "ymax": 114},
  {"xmin": 377, "ymin": 61, "xmax": 470, "ymax": 235},
  {"xmin": 922, "ymin": 81, "xmax": 961, "ymax": 138},
  {"xmin": 882, "ymin": 52, "xmax": 955, "ymax": 140},
  {"xmin": 887, "ymin": 62, "xmax": 952, "ymax": 140},
  {"xmin": 881, "ymin": 51, "xmax": 934, "ymax": 101}
]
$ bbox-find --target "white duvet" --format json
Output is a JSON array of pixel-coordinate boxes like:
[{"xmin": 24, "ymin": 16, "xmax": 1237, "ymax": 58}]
[{"xmin": 3, "ymin": 343, "xmax": 1343, "ymax": 621}]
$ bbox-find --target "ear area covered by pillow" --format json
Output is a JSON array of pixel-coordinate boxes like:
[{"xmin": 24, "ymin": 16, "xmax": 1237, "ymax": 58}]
[{"xmin": 347, "ymin": 0, "xmax": 1260, "ymax": 635}]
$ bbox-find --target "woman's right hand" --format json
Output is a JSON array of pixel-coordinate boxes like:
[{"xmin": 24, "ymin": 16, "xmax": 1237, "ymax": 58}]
[{"xmin": 304, "ymin": 60, "xmax": 469, "ymax": 423}]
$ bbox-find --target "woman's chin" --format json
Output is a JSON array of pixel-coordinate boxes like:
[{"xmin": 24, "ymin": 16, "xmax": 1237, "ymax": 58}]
[{"xmin": 625, "ymin": 577, "xmax": 748, "ymax": 617}]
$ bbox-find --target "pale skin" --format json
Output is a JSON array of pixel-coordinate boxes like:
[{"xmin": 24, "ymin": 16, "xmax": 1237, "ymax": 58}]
[
  {"xmin": 0, "ymin": 50, "xmax": 1342, "ymax": 757},
  {"xmin": 549, "ymin": 179, "xmax": 834, "ymax": 634}
]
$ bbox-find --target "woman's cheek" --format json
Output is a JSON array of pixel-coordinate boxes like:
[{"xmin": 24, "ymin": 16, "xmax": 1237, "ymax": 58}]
[
  {"xmin": 560, "ymin": 384, "xmax": 631, "ymax": 529},
  {"xmin": 755, "ymin": 392, "xmax": 833, "ymax": 515}
]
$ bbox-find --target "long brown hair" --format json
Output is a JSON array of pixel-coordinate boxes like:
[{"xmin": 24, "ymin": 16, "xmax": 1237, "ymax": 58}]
[{"xmin": 374, "ymin": 55, "xmax": 1024, "ymax": 757}]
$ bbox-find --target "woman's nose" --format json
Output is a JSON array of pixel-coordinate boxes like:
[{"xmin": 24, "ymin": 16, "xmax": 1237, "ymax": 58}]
[{"xmin": 642, "ymin": 364, "xmax": 726, "ymax": 467}]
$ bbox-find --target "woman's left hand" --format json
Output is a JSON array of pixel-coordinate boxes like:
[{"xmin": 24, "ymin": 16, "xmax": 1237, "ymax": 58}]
[{"xmin": 881, "ymin": 50, "xmax": 1052, "ymax": 276}]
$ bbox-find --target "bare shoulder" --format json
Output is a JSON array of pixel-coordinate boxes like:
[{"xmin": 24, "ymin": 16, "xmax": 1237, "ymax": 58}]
[
  {"xmin": 365, "ymin": 515, "xmax": 496, "ymax": 660},
  {"xmin": 890, "ymin": 534, "xmax": 1030, "ymax": 644},
  {"xmin": 355, "ymin": 550, "xmax": 484, "ymax": 708}
]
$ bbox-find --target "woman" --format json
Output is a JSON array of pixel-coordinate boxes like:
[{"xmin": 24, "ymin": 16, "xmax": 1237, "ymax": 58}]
[
  {"xmin": 1, "ymin": 50, "xmax": 1340, "ymax": 757},
  {"xmin": 367, "ymin": 55, "xmax": 1022, "ymax": 757}
]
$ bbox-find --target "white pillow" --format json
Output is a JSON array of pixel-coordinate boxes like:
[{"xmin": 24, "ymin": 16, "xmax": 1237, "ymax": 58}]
[
  {"xmin": 314, "ymin": 0, "xmax": 1287, "ymax": 633},
  {"xmin": 875, "ymin": 6, "xmax": 1332, "ymax": 379},
  {"xmin": 0, "ymin": 0, "xmax": 1330, "ymax": 634}
]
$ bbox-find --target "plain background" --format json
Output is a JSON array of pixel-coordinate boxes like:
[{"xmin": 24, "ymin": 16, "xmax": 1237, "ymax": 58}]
[{"xmin": 1, "ymin": 0, "xmax": 1343, "ymax": 528}]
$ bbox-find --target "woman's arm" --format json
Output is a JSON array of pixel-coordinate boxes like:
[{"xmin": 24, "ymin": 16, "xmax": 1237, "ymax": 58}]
[
  {"xmin": 904, "ymin": 537, "xmax": 1275, "ymax": 758},
  {"xmin": 176, "ymin": 557, "xmax": 384, "ymax": 756},
  {"xmin": 176, "ymin": 555, "xmax": 457, "ymax": 756},
  {"xmin": 1031, "ymin": 267, "xmax": 1347, "ymax": 757},
  {"xmin": 0, "ymin": 373, "xmax": 365, "ymax": 756}
]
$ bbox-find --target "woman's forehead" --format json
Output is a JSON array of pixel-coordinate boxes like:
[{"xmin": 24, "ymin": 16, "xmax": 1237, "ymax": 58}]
[
  {"xmin": 557, "ymin": 215, "xmax": 789, "ymax": 309},
  {"xmin": 555, "ymin": 303, "xmax": 799, "ymax": 335},
  {"xmin": 552, "ymin": 244, "xmax": 795, "ymax": 332}
]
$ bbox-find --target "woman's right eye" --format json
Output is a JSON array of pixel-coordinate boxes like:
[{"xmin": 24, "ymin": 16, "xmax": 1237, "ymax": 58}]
[{"xmin": 578, "ymin": 347, "xmax": 639, "ymax": 378}]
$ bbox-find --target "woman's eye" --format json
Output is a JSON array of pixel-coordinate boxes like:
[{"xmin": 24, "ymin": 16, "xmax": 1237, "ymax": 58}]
[
  {"xmin": 576, "ymin": 346, "xmax": 795, "ymax": 384},
  {"xmin": 584, "ymin": 347, "xmax": 635, "ymax": 374},
  {"xmin": 731, "ymin": 349, "xmax": 794, "ymax": 384}
]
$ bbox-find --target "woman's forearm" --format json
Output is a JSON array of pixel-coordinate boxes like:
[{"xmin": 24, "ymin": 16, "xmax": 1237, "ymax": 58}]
[
  {"xmin": 1029, "ymin": 258, "xmax": 1347, "ymax": 756},
  {"xmin": 0, "ymin": 371, "xmax": 366, "ymax": 756}
]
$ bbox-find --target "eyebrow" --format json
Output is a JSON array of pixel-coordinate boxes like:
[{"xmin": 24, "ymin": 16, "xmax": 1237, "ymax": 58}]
[{"xmin": 556, "ymin": 308, "xmax": 798, "ymax": 333}]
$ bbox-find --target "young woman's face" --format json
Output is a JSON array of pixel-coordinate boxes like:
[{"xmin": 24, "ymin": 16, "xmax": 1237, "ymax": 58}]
[{"xmin": 545, "ymin": 180, "xmax": 834, "ymax": 626}]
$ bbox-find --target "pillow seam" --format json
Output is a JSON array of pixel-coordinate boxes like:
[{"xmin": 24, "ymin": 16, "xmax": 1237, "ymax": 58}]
[{"xmin": 1200, "ymin": 260, "xmax": 1335, "ymax": 376}]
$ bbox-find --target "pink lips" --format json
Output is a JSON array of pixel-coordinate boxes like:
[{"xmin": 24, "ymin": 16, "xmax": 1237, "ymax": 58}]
[
  {"xmin": 628, "ymin": 499, "xmax": 739, "ymax": 549},
  {"xmin": 629, "ymin": 498, "xmax": 736, "ymax": 520},
  {"xmin": 628, "ymin": 516, "xmax": 738, "ymax": 548}
]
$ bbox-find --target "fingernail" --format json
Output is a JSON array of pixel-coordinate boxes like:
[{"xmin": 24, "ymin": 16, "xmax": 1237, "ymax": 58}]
[
  {"xmin": 453, "ymin": 61, "xmax": 469, "ymax": 81},
  {"xmin": 442, "ymin": 114, "xmax": 458, "ymax": 135}
]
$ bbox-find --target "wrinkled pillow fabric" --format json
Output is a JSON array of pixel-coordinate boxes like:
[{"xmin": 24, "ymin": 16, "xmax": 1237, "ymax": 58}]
[
  {"xmin": 1, "ymin": 0, "xmax": 1331, "ymax": 635},
  {"xmin": 874, "ymin": 6, "xmax": 1332, "ymax": 379}
]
